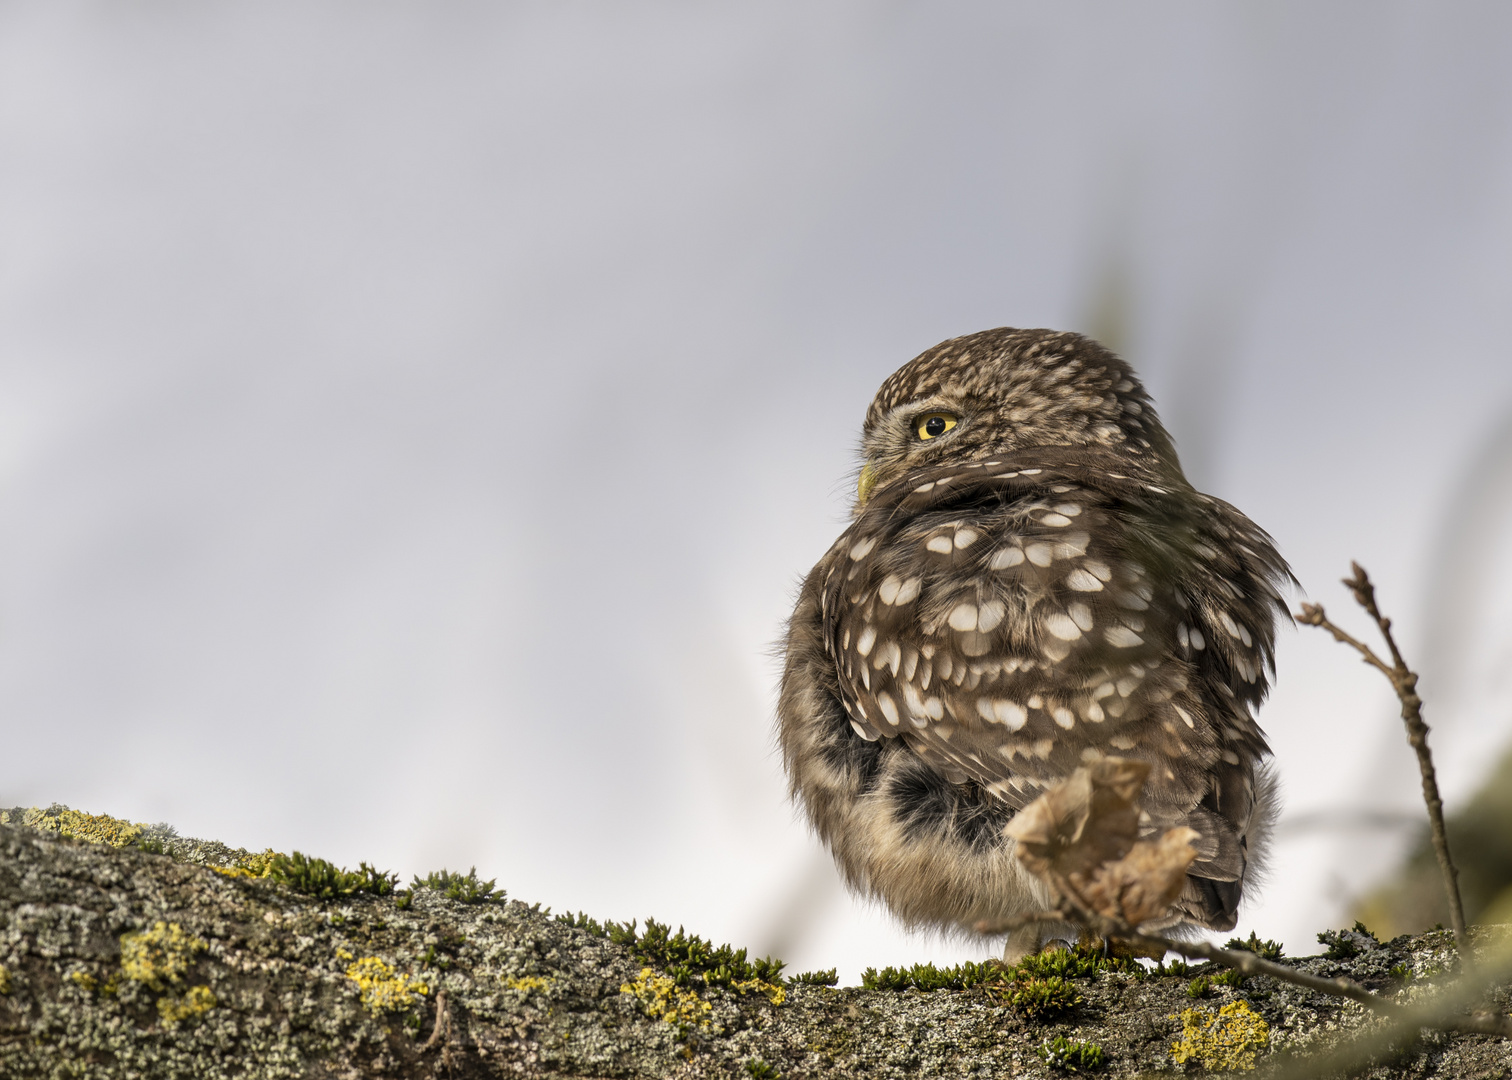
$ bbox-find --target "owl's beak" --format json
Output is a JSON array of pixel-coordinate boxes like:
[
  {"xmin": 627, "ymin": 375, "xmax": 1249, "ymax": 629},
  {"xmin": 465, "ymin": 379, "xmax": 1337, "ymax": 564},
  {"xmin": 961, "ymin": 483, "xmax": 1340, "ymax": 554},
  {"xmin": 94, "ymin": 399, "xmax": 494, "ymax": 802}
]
[{"xmin": 856, "ymin": 463, "xmax": 877, "ymax": 508}]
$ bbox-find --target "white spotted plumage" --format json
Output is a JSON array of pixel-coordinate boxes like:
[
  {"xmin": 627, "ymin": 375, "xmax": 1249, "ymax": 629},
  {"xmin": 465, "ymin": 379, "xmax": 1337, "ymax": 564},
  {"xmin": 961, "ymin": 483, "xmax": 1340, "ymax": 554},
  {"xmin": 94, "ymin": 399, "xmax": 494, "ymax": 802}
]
[{"xmin": 778, "ymin": 327, "xmax": 1292, "ymax": 948}]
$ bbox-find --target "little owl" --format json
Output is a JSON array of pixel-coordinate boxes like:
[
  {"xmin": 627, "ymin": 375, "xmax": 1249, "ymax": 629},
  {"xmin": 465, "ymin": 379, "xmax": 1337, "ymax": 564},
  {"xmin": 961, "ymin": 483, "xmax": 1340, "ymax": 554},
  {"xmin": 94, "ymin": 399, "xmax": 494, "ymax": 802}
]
[{"xmin": 778, "ymin": 327, "xmax": 1290, "ymax": 956}]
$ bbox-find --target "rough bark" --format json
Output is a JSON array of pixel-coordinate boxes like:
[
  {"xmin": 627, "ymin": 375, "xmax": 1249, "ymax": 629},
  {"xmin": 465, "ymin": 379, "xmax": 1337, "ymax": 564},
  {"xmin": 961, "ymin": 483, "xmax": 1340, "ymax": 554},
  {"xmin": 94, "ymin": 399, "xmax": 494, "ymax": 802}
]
[{"xmin": 0, "ymin": 812, "xmax": 1508, "ymax": 1078}]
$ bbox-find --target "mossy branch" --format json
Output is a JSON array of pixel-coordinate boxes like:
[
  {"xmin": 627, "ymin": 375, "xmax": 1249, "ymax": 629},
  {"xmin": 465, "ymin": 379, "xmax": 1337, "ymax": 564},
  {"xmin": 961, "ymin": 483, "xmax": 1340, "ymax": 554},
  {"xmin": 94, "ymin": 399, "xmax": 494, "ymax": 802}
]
[
  {"xmin": 976, "ymin": 906, "xmax": 1390, "ymax": 1013},
  {"xmin": 3, "ymin": 808, "xmax": 1508, "ymax": 1076},
  {"xmin": 1270, "ymin": 939, "xmax": 1512, "ymax": 1080},
  {"xmin": 976, "ymin": 889, "xmax": 1512, "ymax": 1042},
  {"xmin": 1297, "ymin": 561, "xmax": 1469, "ymax": 958}
]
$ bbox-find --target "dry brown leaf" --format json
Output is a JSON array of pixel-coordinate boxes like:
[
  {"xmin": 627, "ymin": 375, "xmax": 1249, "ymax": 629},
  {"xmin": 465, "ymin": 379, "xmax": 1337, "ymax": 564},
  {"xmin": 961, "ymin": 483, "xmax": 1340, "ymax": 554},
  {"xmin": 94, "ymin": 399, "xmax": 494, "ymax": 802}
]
[
  {"xmin": 1004, "ymin": 757, "xmax": 1150, "ymax": 879},
  {"xmin": 1078, "ymin": 827, "xmax": 1201, "ymax": 926},
  {"xmin": 1004, "ymin": 757, "xmax": 1197, "ymax": 927}
]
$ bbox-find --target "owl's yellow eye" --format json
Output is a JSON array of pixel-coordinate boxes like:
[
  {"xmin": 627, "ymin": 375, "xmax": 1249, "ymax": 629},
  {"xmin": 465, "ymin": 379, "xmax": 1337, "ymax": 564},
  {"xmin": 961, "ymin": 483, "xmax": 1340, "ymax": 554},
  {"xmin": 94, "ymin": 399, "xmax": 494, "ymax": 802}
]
[{"xmin": 916, "ymin": 412, "xmax": 958, "ymax": 440}]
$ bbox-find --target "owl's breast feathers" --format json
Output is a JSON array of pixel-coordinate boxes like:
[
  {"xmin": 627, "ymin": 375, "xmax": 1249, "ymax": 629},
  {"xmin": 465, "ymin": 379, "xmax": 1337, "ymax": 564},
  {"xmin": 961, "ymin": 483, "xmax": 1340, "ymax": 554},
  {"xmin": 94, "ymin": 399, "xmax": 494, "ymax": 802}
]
[{"xmin": 798, "ymin": 445, "xmax": 1291, "ymax": 929}]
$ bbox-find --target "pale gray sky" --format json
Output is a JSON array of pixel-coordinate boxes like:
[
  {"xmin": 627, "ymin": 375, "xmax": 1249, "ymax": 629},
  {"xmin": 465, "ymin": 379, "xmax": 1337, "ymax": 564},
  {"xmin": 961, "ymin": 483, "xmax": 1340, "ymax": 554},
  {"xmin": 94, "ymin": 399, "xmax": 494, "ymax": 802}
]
[{"xmin": 4, "ymin": 3, "xmax": 1512, "ymax": 980}]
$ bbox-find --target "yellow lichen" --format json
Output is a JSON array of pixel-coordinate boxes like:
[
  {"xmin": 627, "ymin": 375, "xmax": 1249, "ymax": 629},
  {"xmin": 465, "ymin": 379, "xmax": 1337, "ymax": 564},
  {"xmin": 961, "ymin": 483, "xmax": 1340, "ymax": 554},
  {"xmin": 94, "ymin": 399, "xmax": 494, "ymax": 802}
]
[
  {"xmin": 732, "ymin": 977, "xmax": 786, "ymax": 1006},
  {"xmin": 0, "ymin": 964, "xmax": 10, "ymax": 994},
  {"xmin": 1171, "ymin": 1000, "xmax": 1271, "ymax": 1071},
  {"xmin": 120, "ymin": 922, "xmax": 207, "ymax": 991},
  {"xmin": 157, "ymin": 985, "xmax": 217, "ymax": 1027},
  {"xmin": 504, "ymin": 975, "xmax": 551, "ymax": 993},
  {"xmin": 210, "ymin": 848, "xmax": 281, "ymax": 878},
  {"xmin": 22, "ymin": 806, "xmax": 145, "ymax": 847},
  {"xmin": 336, "ymin": 948, "xmax": 354, "ymax": 961},
  {"xmin": 345, "ymin": 956, "xmax": 429, "ymax": 1015},
  {"xmin": 620, "ymin": 967, "xmax": 712, "ymax": 1027},
  {"xmin": 67, "ymin": 970, "xmax": 118, "ymax": 995}
]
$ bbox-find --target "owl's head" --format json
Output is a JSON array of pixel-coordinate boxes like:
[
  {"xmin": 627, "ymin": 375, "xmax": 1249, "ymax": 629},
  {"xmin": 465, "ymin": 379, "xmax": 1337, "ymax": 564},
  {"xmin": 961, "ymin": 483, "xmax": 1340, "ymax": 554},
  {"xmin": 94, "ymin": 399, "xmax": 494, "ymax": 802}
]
[{"xmin": 854, "ymin": 327, "xmax": 1182, "ymax": 510}]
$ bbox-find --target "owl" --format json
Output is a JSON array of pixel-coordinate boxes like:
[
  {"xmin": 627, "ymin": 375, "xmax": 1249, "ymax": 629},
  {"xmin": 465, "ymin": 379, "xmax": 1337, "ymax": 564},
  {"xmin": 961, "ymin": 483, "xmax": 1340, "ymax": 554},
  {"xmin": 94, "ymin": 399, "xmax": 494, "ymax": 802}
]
[{"xmin": 778, "ymin": 328, "xmax": 1290, "ymax": 955}]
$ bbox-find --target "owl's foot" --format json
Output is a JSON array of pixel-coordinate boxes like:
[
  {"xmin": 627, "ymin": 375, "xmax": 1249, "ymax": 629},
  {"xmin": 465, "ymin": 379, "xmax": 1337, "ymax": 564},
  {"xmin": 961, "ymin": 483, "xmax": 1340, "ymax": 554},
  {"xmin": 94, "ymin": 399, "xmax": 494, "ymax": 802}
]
[
  {"xmin": 1106, "ymin": 936, "xmax": 1167, "ymax": 961},
  {"xmin": 1002, "ymin": 921, "xmax": 1168, "ymax": 963},
  {"xmin": 1002, "ymin": 920, "xmax": 1077, "ymax": 963}
]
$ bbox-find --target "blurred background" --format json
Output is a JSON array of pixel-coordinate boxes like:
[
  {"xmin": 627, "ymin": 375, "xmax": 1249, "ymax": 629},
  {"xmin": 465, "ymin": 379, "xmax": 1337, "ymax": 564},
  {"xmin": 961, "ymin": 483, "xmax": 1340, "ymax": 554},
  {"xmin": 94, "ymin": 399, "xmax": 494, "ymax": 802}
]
[{"xmin": 4, "ymin": 3, "xmax": 1512, "ymax": 981}]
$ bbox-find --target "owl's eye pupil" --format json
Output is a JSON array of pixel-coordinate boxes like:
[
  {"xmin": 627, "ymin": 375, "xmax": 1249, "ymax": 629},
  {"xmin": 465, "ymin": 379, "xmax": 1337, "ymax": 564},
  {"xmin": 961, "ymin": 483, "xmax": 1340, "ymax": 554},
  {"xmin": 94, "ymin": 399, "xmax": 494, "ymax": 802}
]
[{"xmin": 915, "ymin": 412, "xmax": 958, "ymax": 439}]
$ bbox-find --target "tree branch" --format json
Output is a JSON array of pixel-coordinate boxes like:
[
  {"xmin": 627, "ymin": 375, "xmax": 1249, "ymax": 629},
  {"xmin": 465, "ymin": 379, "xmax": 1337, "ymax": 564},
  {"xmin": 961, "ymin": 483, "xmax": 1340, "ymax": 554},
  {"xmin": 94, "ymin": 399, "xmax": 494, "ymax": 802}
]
[
  {"xmin": 1297, "ymin": 562, "xmax": 1469, "ymax": 958},
  {"xmin": 976, "ymin": 902, "xmax": 1387, "ymax": 1013},
  {"xmin": 1268, "ymin": 939, "xmax": 1512, "ymax": 1079},
  {"xmin": 976, "ymin": 893, "xmax": 1512, "ymax": 1043}
]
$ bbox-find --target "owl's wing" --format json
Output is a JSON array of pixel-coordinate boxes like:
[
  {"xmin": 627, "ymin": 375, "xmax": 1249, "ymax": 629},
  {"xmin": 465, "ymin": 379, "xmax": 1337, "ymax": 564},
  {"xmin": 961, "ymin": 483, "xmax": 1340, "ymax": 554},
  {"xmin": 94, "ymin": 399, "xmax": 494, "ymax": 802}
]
[{"xmin": 819, "ymin": 446, "xmax": 1290, "ymax": 925}]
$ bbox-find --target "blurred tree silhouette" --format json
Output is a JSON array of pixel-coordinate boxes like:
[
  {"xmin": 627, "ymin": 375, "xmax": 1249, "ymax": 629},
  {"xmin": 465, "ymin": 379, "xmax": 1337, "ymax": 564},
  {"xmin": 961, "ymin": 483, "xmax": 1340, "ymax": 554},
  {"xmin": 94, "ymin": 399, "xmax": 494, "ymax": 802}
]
[{"xmin": 1356, "ymin": 743, "xmax": 1512, "ymax": 938}]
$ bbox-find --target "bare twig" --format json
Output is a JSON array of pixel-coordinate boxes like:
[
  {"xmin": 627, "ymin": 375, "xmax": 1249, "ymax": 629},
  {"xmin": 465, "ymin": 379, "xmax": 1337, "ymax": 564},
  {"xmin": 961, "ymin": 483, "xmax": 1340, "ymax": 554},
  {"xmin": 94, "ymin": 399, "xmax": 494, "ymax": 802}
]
[
  {"xmin": 1067, "ymin": 879, "xmax": 1393, "ymax": 1010},
  {"xmin": 422, "ymin": 989, "xmax": 451, "ymax": 1052},
  {"xmin": 1297, "ymin": 561, "xmax": 1469, "ymax": 957}
]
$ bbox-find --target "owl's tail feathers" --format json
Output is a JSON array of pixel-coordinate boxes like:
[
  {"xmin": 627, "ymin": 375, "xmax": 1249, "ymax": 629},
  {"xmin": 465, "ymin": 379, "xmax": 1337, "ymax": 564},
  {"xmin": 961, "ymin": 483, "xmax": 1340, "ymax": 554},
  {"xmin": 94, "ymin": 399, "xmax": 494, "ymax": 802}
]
[
  {"xmin": 1179, "ymin": 875, "xmax": 1243, "ymax": 932},
  {"xmin": 1175, "ymin": 762, "xmax": 1282, "ymax": 932}
]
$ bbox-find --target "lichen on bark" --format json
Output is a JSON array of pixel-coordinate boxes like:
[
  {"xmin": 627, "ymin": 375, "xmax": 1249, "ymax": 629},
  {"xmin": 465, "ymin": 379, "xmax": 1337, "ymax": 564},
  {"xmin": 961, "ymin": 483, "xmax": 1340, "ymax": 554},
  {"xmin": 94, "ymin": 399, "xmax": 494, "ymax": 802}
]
[{"xmin": 1, "ymin": 810, "xmax": 1509, "ymax": 1077}]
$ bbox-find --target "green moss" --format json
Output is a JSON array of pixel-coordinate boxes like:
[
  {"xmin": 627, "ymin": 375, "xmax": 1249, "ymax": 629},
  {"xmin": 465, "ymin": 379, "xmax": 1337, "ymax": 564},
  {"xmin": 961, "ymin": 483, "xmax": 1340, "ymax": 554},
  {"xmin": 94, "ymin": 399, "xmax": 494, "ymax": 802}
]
[
  {"xmin": 1012, "ymin": 944, "xmax": 1138, "ymax": 980},
  {"xmin": 120, "ymin": 921, "xmax": 206, "ymax": 990},
  {"xmin": 1170, "ymin": 1000, "xmax": 1270, "ymax": 1071},
  {"xmin": 345, "ymin": 955, "xmax": 429, "ymax": 1015},
  {"xmin": 1190, "ymin": 967, "xmax": 1247, "ymax": 995},
  {"xmin": 859, "ymin": 946, "xmax": 1124, "ymax": 1011},
  {"xmin": 553, "ymin": 912, "xmax": 792, "ymax": 1005},
  {"xmin": 1317, "ymin": 930, "xmax": 1357, "ymax": 959},
  {"xmin": 271, "ymin": 851, "xmax": 398, "ymax": 900},
  {"xmin": 555, "ymin": 909, "xmax": 608, "ymax": 935},
  {"xmin": 1038, "ymin": 1034, "xmax": 1106, "ymax": 1072},
  {"xmin": 551, "ymin": 909, "xmax": 637, "ymax": 945},
  {"xmin": 1317, "ymin": 922, "xmax": 1379, "ymax": 960},
  {"xmin": 601, "ymin": 918, "xmax": 786, "ymax": 1003},
  {"xmin": 1225, "ymin": 931, "xmax": 1284, "ymax": 961},
  {"xmin": 743, "ymin": 1058, "xmax": 782, "ymax": 1079},
  {"xmin": 788, "ymin": 968, "xmax": 838, "ymax": 987},
  {"xmin": 412, "ymin": 865, "xmax": 501, "ymax": 904},
  {"xmin": 861, "ymin": 960, "xmax": 999, "ymax": 992},
  {"xmin": 1005, "ymin": 976, "xmax": 1083, "ymax": 1021}
]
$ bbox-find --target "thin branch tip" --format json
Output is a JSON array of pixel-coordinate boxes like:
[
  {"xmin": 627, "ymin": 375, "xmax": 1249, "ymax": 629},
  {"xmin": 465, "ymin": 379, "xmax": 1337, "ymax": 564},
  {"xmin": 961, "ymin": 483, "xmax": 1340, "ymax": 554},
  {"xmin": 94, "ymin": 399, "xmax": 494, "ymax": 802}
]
[{"xmin": 1300, "ymin": 561, "xmax": 1470, "ymax": 959}]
